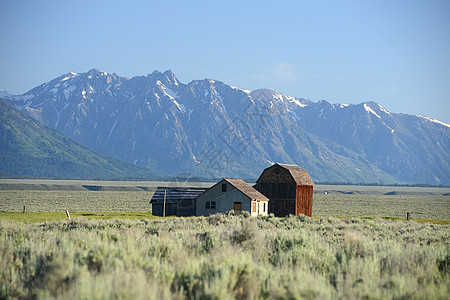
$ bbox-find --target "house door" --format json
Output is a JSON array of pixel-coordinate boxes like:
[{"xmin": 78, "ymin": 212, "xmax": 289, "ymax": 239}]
[{"xmin": 234, "ymin": 202, "xmax": 242, "ymax": 212}]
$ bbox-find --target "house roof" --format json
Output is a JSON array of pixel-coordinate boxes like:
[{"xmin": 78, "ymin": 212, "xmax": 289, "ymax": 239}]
[
  {"xmin": 150, "ymin": 187, "xmax": 206, "ymax": 204},
  {"xmin": 224, "ymin": 178, "xmax": 269, "ymax": 201},
  {"xmin": 257, "ymin": 163, "xmax": 314, "ymax": 186}
]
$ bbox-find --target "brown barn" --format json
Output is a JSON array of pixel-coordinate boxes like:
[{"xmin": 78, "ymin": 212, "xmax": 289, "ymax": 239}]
[{"xmin": 254, "ymin": 163, "xmax": 314, "ymax": 217}]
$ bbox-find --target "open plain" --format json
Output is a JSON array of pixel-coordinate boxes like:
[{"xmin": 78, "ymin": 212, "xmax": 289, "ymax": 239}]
[
  {"xmin": 0, "ymin": 179, "xmax": 448, "ymax": 221},
  {"xmin": 0, "ymin": 179, "xmax": 449, "ymax": 299}
]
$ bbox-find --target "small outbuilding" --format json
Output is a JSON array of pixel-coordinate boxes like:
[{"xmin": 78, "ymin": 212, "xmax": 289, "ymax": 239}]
[
  {"xmin": 254, "ymin": 163, "xmax": 314, "ymax": 217},
  {"xmin": 196, "ymin": 178, "xmax": 269, "ymax": 217},
  {"xmin": 150, "ymin": 187, "xmax": 206, "ymax": 217}
]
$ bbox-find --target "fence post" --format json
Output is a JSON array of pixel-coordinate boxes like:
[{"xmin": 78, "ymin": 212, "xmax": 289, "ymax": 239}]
[
  {"xmin": 406, "ymin": 212, "xmax": 410, "ymax": 221},
  {"xmin": 66, "ymin": 210, "xmax": 71, "ymax": 220},
  {"xmin": 23, "ymin": 206, "xmax": 26, "ymax": 214},
  {"xmin": 163, "ymin": 190, "xmax": 166, "ymax": 217}
]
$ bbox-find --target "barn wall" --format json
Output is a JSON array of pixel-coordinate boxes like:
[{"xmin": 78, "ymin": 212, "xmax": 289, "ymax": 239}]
[
  {"xmin": 151, "ymin": 203, "xmax": 177, "ymax": 217},
  {"xmin": 152, "ymin": 203, "xmax": 163, "ymax": 217},
  {"xmin": 255, "ymin": 182, "xmax": 297, "ymax": 217},
  {"xmin": 196, "ymin": 180, "xmax": 252, "ymax": 216},
  {"xmin": 296, "ymin": 185, "xmax": 313, "ymax": 217}
]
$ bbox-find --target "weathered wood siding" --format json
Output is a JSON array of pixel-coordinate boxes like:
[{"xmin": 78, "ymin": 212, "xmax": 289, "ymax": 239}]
[
  {"xmin": 151, "ymin": 203, "xmax": 177, "ymax": 217},
  {"xmin": 150, "ymin": 187, "xmax": 204, "ymax": 217},
  {"xmin": 255, "ymin": 182, "xmax": 296, "ymax": 217},
  {"xmin": 255, "ymin": 164, "xmax": 314, "ymax": 217},
  {"xmin": 295, "ymin": 185, "xmax": 313, "ymax": 217}
]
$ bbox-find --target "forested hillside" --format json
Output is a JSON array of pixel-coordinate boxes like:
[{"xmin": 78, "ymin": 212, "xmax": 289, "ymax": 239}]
[{"xmin": 0, "ymin": 98, "xmax": 156, "ymax": 179}]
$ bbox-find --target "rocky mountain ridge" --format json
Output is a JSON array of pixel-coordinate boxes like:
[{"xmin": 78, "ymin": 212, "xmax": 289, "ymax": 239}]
[{"xmin": 3, "ymin": 69, "xmax": 449, "ymax": 184}]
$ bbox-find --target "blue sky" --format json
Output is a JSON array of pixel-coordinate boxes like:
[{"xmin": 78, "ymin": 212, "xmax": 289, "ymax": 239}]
[{"xmin": 1, "ymin": 0, "xmax": 449, "ymax": 123}]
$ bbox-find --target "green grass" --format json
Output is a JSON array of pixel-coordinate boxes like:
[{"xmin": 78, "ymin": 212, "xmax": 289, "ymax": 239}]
[
  {"xmin": 358, "ymin": 216, "xmax": 450, "ymax": 225},
  {"xmin": 1, "ymin": 212, "xmax": 448, "ymax": 225},
  {"xmin": 1, "ymin": 180, "xmax": 448, "ymax": 221},
  {"xmin": 1, "ymin": 215, "xmax": 448, "ymax": 299},
  {"xmin": 0, "ymin": 211, "xmax": 160, "ymax": 223}
]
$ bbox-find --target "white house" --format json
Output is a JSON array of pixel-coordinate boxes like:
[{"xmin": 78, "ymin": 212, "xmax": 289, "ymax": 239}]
[{"xmin": 196, "ymin": 178, "xmax": 269, "ymax": 217}]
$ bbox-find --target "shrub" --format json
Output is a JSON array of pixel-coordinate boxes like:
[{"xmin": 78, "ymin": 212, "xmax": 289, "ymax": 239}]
[{"xmin": 0, "ymin": 217, "xmax": 448, "ymax": 299}]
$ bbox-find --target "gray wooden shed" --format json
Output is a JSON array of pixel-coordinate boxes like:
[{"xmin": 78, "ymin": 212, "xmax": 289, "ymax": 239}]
[{"xmin": 150, "ymin": 187, "xmax": 206, "ymax": 217}]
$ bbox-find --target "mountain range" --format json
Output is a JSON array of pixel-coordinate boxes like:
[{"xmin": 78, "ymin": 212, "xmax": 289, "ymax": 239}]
[
  {"xmin": 2, "ymin": 69, "xmax": 449, "ymax": 184},
  {"xmin": 0, "ymin": 97, "xmax": 156, "ymax": 179}
]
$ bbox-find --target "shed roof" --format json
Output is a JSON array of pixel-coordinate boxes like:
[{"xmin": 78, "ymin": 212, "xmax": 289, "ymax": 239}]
[
  {"xmin": 150, "ymin": 187, "xmax": 206, "ymax": 204},
  {"xmin": 257, "ymin": 163, "xmax": 314, "ymax": 186},
  {"xmin": 224, "ymin": 178, "xmax": 269, "ymax": 201}
]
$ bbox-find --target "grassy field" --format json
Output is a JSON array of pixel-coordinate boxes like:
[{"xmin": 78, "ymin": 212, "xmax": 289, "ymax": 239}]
[
  {"xmin": 1, "ymin": 180, "xmax": 448, "ymax": 299},
  {"xmin": 1, "ymin": 215, "xmax": 448, "ymax": 299},
  {"xmin": 0, "ymin": 179, "xmax": 448, "ymax": 221}
]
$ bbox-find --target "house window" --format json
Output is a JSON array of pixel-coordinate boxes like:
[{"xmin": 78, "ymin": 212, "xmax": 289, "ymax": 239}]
[
  {"xmin": 252, "ymin": 202, "xmax": 256, "ymax": 212},
  {"xmin": 234, "ymin": 202, "xmax": 242, "ymax": 211},
  {"xmin": 222, "ymin": 183, "xmax": 227, "ymax": 192},
  {"xmin": 205, "ymin": 201, "xmax": 216, "ymax": 210},
  {"xmin": 263, "ymin": 202, "xmax": 266, "ymax": 212}
]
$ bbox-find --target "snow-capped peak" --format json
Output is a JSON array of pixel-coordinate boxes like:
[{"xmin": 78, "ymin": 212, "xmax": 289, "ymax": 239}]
[
  {"xmin": 60, "ymin": 72, "xmax": 78, "ymax": 82},
  {"xmin": 163, "ymin": 70, "xmax": 179, "ymax": 86}
]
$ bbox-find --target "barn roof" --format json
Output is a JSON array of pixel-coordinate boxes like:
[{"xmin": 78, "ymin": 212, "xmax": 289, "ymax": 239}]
[
  {"xmin": 278, "ymin": 164, "xmax": 314, "ymax": 185},
  {"xmin": 257, "ymin": 163, "xmax": 314, "ymax": 186},
  {"xmin": 149, "ymin": 187, "xmax": 206, "ymax": 204},
  {"xmin": 224, "ymin": 178, "xmax": 269, "ymax": 201}
]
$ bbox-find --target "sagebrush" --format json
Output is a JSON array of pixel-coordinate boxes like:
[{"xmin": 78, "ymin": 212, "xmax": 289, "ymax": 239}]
[{"xmin": 1, "ymin": 215, "xmax": 448, "ymax": 299}]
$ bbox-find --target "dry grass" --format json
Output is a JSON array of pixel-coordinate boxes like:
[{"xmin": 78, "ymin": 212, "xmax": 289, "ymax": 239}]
[{"xmin": 1, "ymin": 215, "xmax": 448, "ymax": 299}]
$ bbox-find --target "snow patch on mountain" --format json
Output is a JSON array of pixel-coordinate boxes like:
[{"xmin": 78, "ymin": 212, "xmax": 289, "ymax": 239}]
[
  {"xmin": 378, "ymin": 104, "xmax": 391, "ymax": 116},
  {"xmin": 55, "ymin": 103, "xmax": 70, "ymax": 128},
  {"xmin": 188, "ymin": 109, "xmax": 194, "ymax": 122},
  {"xmin": 60, "ymin": 72, "xmax": 79, "ymax": 82},
  {"xmin": 230, "ymin": 85, "xmax": 251, "ymax": 94},
  {"xmin": 156, "ymin": 80, "xmax": 179, "ymax": 100},
  {"xmin": 0, "ymin": 89, "xmax": 13, "ymax": 98},
  {"xmin": 286, "ymin": 95, "xmax": 306, "ymax": 108},
  {"xmin": 364, "ymin": 103, "xmax": 381, "ymax": 119},
  {"xmin": 417, "ymin": 115, "xmax": 450, "ymax": 128},
  {"xmin": 173, "ymin": 100, "xmax": 186, "ymax": 113},
  {"xmin": 64, "ymin": 86, "xmax": 76, "ymax": 100},
  {"xmin": 384, "ymin": 124, "xmax": 395, "ymax": 133},
  {"xmin": 319, "ymin": 109, "xmax": 324, "ymax": 118},
  {"xmin": 107, "ymin": 118, "xmax": 119, "ymax": 140},
  {"xmin": 289, "ymin": 109, "xmax": 300, "ymax": 120}
]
